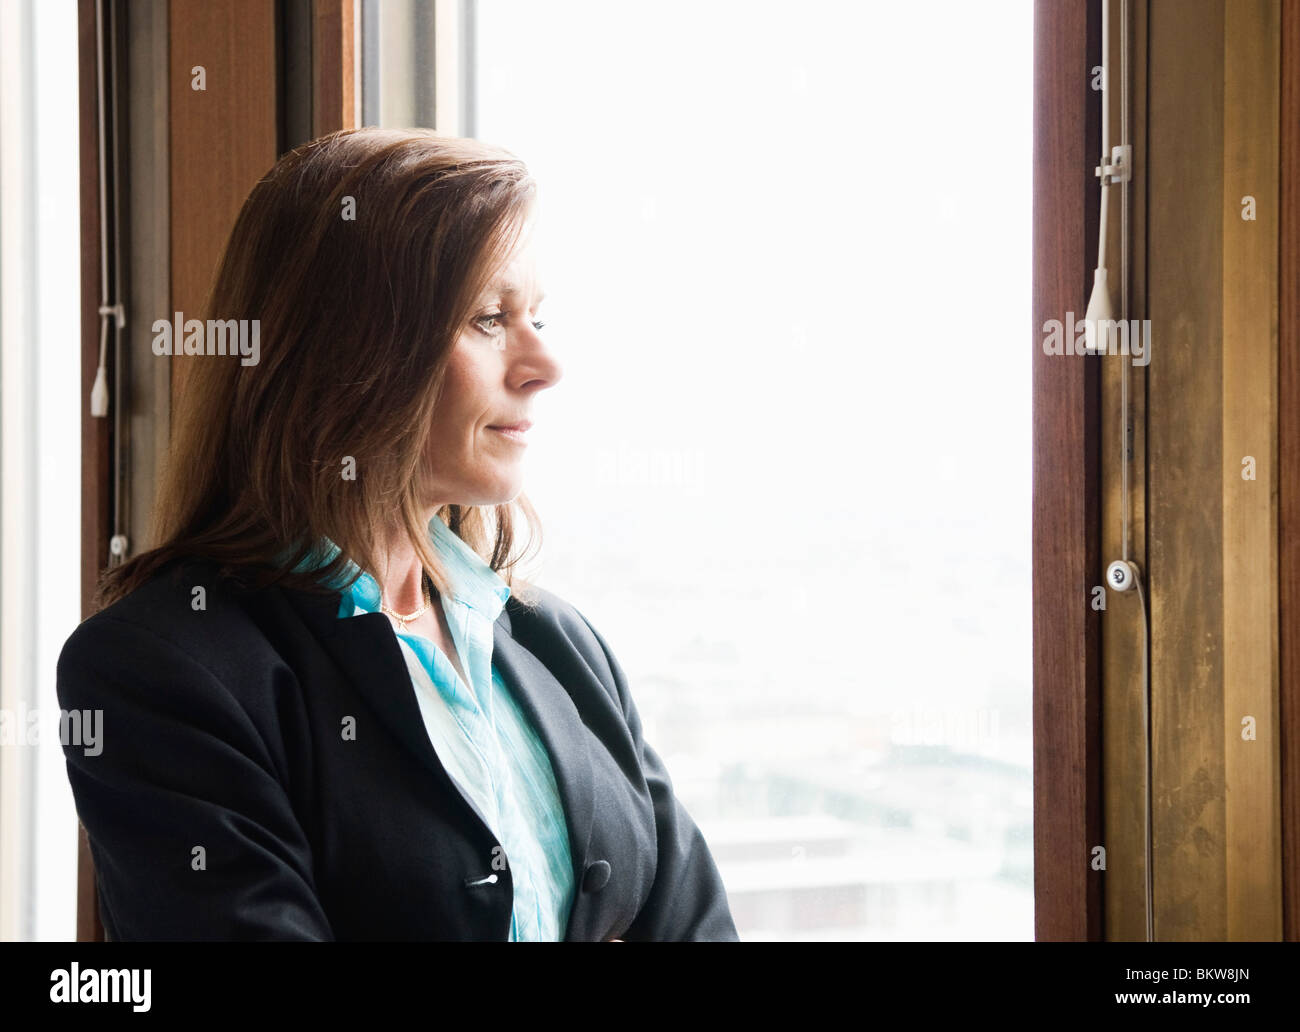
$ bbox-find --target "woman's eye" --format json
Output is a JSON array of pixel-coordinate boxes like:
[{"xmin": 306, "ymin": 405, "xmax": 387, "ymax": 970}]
[{"xmin": 474, "ymin": 311, "xmax": 546, "ymax": 335}]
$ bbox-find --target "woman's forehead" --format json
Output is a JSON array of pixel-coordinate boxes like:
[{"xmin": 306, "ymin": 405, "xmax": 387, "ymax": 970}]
[{"xmin": 483, "ymin": 253, "xmax": 545, "ymax": 304}]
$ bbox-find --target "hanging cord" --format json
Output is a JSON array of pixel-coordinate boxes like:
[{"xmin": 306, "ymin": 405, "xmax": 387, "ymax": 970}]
[
  {"xmin": 1135, "ymin": 568, "xmax": 1153, "ymax": 942},
  {"xmin": 92, "ymin": 0, "xmax": 129, "ymax": 567},
  {"xmin": 1101, "ymin": 0, "xmax": 1154, "ymax": 944},
  {"xmin": 1118, "ymin": 0, "xmax": 1154, "ymax": 947},
  {"xmin": 92, "ymin": 0, "xmax": 122, "ymax": 418},
  {"xmin": 1119, "ymin": 0, "xmax": 1131, "ymax": 564}
]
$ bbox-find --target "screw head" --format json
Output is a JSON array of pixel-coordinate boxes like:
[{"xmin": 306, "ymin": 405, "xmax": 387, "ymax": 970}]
[{"xmin": 1106, "ymin": 559, "xmax": 1136, "ymax": 592}]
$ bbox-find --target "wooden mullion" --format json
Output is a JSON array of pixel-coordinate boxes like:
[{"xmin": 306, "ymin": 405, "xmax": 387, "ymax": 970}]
[{"xmin": 1032, "ymin": 0, "xmax": 1105, "ymax": 941}]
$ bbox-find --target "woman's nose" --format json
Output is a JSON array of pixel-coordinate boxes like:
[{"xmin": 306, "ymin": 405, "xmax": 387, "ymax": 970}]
[{"xmin": 514, "ymin": 326, "xmax": 563, "ymax": 390}]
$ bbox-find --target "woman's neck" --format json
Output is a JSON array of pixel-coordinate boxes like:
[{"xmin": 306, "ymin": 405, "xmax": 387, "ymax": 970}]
[{"xmin": 374, "ymin": 510, "xmax": 437, "ymax": 612}]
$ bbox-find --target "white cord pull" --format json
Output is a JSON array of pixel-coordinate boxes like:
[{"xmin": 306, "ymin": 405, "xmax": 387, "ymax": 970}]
[
  {"xmin": 1083, "ymin": 267, "xmax": 1114, "ymax": 353},
  {"xmin": 92, "ymin": 302, "xmax": 124, "ymax": 418},
  {"xmin": 90, "ymin": 364, "xmax": 109, "ymax": 417}
]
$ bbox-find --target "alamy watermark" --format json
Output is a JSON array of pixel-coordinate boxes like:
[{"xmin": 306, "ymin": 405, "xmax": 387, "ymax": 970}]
[
  {"xmin": 1042, "ymin": 311, "xmax": 1151, "ymax": 366},
  {"xmin": 594, "ymin": 445, "xmax": 716, "ymax": 487},
  {"xmin": 50, "ymin": 964, "xmax": 150, "ymax": 1012},
  {"xmin": 890, "ymin": 705, "xmax": 1000, "ymax": 751},
  {"xmin": 0, "ymin": 704, "xmax": 101, "ymax": 756},
  {"xmin": 152, "ymin": 311, "xmax": 260, "ymax": 366}
]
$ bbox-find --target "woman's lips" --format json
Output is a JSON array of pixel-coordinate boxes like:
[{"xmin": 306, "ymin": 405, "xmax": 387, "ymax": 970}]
[{"xmin": 488, "ymin": 420, "xmax": 531, "ymax": 443}]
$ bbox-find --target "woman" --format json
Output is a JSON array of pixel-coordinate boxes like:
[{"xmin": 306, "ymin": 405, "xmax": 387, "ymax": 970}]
[{"xmin": 56, "ymin": 127, "xmax": 738, "ymax": 942}]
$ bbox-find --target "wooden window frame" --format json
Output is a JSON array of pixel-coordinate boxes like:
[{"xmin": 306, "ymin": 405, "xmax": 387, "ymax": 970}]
[
  {"xmin": 1031, "ymin": 0, "xmax": 1103, "ymax": 941},
  {"xmin": 75, "ymin": 0, "xmax": 356, "ymax": 942},
  {"xmin": 1034, "ymin": 0, "xmax": 1300, "ymax": 941}
]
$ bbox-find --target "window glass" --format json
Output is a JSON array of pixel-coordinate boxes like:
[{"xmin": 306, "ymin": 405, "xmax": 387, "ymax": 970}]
[{"xmin": 373, "ymin": 0, "xmax": 1034, "ymax": 940}]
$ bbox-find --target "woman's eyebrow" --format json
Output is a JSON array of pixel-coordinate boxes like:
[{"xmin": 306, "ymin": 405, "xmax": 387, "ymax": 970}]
[{"xmin": 495, "ymin": 283, "xmax": 546, "ymax": 305}]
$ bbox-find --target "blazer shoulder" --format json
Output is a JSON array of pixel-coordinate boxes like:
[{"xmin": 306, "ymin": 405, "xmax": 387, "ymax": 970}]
[
  {"xmin": 505, "ymin": 583, "xmax": 622, "ymax": 700},
  {"xmin": 507, "ymin": 582, "xmax": 601, "ymax": 650},
  {"xmin": 58, "ymin": 558, "xmax": 276, "ymax": 699}
]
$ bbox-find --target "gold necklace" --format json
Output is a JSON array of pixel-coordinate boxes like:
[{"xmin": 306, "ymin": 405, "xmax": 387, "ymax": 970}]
[{"xmin": 380, "ymin": 573, "xmax": 432, "ymax": 630}]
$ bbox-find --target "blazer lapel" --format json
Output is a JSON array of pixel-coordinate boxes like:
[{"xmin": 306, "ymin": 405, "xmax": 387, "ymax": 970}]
[
  {"xmin": 279, "ymin": 585, "xmax": 498, "ymax": 837},
  {"xmin": 490, "ymin": 612, "xmax": 596, "ymax": 937},
  {"xmin": 282, "ymin": 584, "xmax": 599, "ymax": 931}
]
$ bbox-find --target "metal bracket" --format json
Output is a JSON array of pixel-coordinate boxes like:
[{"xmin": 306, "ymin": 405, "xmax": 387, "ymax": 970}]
[
  {"xmin": 98, "ymin": 302, "xmax": 126, "ymax": 329},
  {"xmin": 1095, "ymin": 144, "xmax": 1133, "ymax": 186}
]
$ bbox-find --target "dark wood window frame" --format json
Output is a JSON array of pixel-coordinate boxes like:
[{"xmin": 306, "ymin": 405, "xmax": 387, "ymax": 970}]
[
  {"xmin": 1278, "ymin": 0, "xmax": 1300, "ymax": 944},
  {"xmin": 1032, "ymin": 0, "xmax": 1103, "ymax": 941},
  {"xmin": 1034, "ymin": 0, "xmax": 1300, "ymax": 941},
  {"xmin": 76, "ymin": 0, "xmax": 356, "ymax": 942}
]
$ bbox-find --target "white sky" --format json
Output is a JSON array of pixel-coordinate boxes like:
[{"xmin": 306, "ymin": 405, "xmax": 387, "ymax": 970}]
[{"xmin": 475, "ymin": 0, "xmax": 1033, "ymax": 759}]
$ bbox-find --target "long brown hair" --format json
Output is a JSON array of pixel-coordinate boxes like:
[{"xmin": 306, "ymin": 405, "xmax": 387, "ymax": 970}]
[{"xmin": 96, "ymin": 127, "xmax": 544, "ymax": 611}]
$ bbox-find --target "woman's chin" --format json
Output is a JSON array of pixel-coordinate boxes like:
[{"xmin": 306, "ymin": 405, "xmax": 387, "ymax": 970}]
[{"xmin": 465, "ymin": 474, "xmax": 525, "ymax": 507}]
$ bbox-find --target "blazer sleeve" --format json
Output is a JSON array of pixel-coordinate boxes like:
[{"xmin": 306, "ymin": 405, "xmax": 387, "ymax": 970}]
[
  {"xmin": 56, "ymin": 615, "xmax": 334, "ymax": 941},
  {"xmin": 576, "ymin": 612, "xmax": 740, "ymax": 942}
]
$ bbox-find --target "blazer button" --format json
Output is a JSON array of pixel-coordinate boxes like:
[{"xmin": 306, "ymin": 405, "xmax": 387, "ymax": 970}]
[{"xmin": 582, "ymin": 859, "xmax": 612, "ymax": 893}]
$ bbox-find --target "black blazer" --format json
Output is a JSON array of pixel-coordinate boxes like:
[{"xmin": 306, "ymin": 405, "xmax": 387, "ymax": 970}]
[{"xmin": 56, "ymin": 559, "xmax": 738, "ymax": 941}]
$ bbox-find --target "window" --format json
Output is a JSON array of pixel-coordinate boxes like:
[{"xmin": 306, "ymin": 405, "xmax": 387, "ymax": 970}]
[{"xmin": 367, "ymin": 0, "xmax": 1033, "ymax": 940}]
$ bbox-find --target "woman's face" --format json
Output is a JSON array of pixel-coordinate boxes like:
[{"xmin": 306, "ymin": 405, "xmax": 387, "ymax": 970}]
[{"xmin": 421, "ymin": 238, "xmax": 562, "ymax": 508}]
